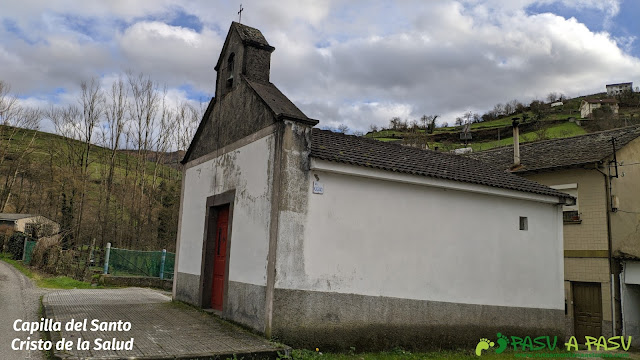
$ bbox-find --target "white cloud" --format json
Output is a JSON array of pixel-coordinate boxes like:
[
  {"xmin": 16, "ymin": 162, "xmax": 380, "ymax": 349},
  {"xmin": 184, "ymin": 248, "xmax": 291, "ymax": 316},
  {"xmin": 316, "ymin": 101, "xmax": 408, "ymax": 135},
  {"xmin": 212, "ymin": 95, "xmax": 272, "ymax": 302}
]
[
  {"xmin": 117, "ymin": 21, "xmax": 222, "ymax": 92},
  {"xmin": 0, "ymin": 0, "xmax": 638, "ymax": 134},
  {"xmin": 269, "ymin": 0, "xmax": 639, "ymax": 129}
]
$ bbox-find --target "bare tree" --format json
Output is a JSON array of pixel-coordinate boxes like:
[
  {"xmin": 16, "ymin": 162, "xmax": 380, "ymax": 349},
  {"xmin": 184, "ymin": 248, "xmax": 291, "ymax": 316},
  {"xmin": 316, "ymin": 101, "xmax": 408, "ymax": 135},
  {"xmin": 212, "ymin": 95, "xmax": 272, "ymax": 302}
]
[
  {"xmin": 0, "ymin": 107, "xmax": 42, "ymax": 211},
  {"xmin": 534, "ymin": 121, "xmax": 549, "ymax": 141},
  {"xmin": 175, "ymin": 101, "xmax": 202, "ymax": 151},
  {"xmin": 337, "ymin": 124, "xmax": 349, "ymax": 133},
  {"xmin": 49, "ymin": 79, "xmax": 104, "ymax": 243},
  {"xmin": 504, "ymin": 102, "xmax": 514, "ymax": 116},
  {"xmin": 409, "ymin": 120, "xmax": 419, "ymax": 133},
  {"xmin": 126, "ymin": 72, "xmax": 162, "ymax": 247},
  {"xmin": 422, "ymin": 115, "xmax": 438, "ymax": 134},
  {"xmin": 389, "ymin": 117, "xmax": 401, "ymax": 130},
  {"xmin": 462, "ymin": 111, "xmax": 473, "ymax": 125},
  {"xmin": 76, "ymin": 79, "xmax": 104, "ymax": 242},
  {"xmin": 98, "ymin": 76, "xmax": 128, "ymax": 247},
  {"xmin": 0, "ymin": 81, "xmax": 40, "ymax": 169}
]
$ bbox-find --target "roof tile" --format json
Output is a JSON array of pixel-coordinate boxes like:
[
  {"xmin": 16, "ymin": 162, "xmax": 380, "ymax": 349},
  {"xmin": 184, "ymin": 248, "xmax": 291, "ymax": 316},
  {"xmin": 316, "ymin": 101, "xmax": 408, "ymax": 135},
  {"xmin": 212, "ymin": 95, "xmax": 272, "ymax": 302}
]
[
  {"xmin": 469, "ymin": 125, "xmax": 640, "ymax": 172},
  {"xmin": 310, "ymin": 129, "xmax": 571, "ymax": 199}
]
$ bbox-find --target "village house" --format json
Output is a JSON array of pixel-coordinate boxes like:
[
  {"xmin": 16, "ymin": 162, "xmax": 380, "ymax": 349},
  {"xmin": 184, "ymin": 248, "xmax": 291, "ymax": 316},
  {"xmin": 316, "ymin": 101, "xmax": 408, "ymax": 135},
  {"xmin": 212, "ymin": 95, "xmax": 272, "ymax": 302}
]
[
  {"xmin": 173, "ymin": 22, "xmax": 573, "ymax": 349},
  {"xmin": 470, "ymin": 125, "xmax": 640, "ymax": 346},
  {"xmin": 580, "ymin": 98, "xmax": 619, "ymax": 119},
  {"xmin": 607, "ymin": 82, "xmax": 633, "ymax": 96},
  {"xmin": 0, "ymin": 213, "xmax": 60, "ymax": 238}
]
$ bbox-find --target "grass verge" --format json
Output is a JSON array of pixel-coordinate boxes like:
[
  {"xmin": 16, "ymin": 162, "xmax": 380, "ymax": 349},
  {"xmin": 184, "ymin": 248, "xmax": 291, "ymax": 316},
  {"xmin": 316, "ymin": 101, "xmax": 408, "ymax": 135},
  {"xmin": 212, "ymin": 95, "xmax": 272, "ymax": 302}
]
[
  {"xmin": 39, "ymin": 296, "xmax": 55, "ymax": 360},
  {"xmin": 277, "ymin": 348, "xmax": 639, "ymax": 360},
  {"xmin": 0, "ymin": 252, "xmax": 97, "ymax": 289}
]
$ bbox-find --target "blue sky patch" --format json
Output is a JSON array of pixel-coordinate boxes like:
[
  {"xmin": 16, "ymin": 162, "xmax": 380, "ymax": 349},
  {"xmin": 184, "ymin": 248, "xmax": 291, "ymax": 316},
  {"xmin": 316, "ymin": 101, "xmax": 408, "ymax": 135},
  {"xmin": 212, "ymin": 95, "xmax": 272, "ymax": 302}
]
[
  {"xmin": 167, "ymin": 8, "xmax": 203, "ymax": 33},
  {"xmin": 179, "ymin": 84, "xmax": 212, "ymax": 102},
  {"xmin": 2, "ymin": 18, "xmax": 39, "ymax": 45},
  {"xmin": 527, "ymin": 1, "xmax": 639, "ymax": 57}
]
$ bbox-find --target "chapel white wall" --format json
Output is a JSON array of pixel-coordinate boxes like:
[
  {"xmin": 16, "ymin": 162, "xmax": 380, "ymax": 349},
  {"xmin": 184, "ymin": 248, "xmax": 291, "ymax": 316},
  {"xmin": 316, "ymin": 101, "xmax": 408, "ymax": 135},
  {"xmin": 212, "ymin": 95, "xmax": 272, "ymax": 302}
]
[
  {"xmin": 276, "ymin": 168, "xmax": 565, "ymax": 310},
  {"xmin": 177, "ymin": 134, "xmax": 275, "ymax": 287}
]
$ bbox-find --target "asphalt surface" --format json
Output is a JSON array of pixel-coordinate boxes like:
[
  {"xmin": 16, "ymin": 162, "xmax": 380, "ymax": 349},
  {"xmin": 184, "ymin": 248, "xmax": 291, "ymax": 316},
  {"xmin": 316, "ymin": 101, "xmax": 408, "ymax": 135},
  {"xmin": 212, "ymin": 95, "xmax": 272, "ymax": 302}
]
[
  {"xmin": 0, "ymin": 259, "xmax": 48, "ymax": 360},
  {"xmin": 43, "ymin": 288, "xmax": 286, "ymax": 359}
]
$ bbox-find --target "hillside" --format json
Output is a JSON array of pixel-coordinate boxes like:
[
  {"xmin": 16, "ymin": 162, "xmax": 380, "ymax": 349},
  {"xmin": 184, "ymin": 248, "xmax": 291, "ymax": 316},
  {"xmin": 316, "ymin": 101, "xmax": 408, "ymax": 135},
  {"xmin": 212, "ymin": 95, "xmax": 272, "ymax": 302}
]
[
  {"xmin": 0, "ymin": 125, "xmax": 181, "ymax": 251},
  {"xmin": 365, "ymin": 91, "xmax": 640, "ymax": 152}
]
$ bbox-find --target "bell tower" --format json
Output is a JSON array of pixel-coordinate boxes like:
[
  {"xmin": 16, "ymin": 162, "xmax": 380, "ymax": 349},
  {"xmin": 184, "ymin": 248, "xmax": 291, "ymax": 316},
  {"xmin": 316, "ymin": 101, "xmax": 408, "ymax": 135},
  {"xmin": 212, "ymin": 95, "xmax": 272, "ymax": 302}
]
[{"xmin": 214, "ymin": 22, "xmax": 275, "ymax": 98}]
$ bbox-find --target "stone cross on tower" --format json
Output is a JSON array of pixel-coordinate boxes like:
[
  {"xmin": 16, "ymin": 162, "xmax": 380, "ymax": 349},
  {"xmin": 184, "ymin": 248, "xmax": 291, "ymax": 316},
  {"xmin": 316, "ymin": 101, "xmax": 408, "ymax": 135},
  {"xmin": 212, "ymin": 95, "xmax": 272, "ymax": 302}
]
[{"xmin": 238, "ymin": 4, "xmax": 244, "ymax": 23}]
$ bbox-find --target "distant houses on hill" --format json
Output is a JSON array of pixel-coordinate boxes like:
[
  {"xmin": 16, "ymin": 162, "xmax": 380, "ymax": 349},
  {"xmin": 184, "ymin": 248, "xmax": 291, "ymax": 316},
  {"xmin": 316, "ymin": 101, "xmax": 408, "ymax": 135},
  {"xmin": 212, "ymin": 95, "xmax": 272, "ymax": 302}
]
[
  {"xmin": 606, "ymin": 82, "xmax": 633, "ymax": 96},
  {"xmin": 580, "ymin": 98, "xmax": 619, "ymax": 118}
]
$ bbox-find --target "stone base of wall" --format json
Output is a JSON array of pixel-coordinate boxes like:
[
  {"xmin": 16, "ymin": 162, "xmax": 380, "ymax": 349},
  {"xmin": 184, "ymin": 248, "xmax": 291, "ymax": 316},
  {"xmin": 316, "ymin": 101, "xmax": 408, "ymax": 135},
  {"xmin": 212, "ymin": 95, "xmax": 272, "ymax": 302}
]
[
  {"xmin": 564, "ymin": 316, "xmax": 574, "ymax": 341},
  {"xmin": 174, "ymin": 273, "xmax": 266, "ymax": 333},
  {"xmin": 625, "ymin": 323, "xmax": 639, "ymax": 348},
  {"xmin": 224, "ymin": 281, "xmax": 266, "ymax": 332},
  {"xmin": 98, "ymin": 275, "xmax": 173, "ymax": 291},
  {"xmin": 602, "ymin": 320, "xmax": 613, "ymax": 338},
  {"xmin": 272, "ymin": 288, "xmax": 565, "ymax": 351},
  {"xmin": 174, "ymin": 271, "xmax": 201, "ymax": 305}
]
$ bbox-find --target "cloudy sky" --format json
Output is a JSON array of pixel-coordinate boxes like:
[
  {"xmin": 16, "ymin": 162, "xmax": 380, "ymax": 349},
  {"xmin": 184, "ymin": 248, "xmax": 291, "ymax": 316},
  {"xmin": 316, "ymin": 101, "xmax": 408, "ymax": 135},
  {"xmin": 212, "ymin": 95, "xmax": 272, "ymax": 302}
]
[{"xmin": 1, "ymin": 0, "xmax": 639, "ymax": 136}]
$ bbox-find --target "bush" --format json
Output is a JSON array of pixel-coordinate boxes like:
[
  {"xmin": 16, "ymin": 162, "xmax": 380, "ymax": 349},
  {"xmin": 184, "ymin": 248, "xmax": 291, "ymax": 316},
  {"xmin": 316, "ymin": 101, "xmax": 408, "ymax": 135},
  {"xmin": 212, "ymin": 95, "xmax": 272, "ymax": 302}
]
[
  {"xmin": 30, "ymin": 235, "xmax": 62, "ymax": 272},
  {"xmin": 7, "ymin": 232, "xmax": 29, "ymax": 260}
]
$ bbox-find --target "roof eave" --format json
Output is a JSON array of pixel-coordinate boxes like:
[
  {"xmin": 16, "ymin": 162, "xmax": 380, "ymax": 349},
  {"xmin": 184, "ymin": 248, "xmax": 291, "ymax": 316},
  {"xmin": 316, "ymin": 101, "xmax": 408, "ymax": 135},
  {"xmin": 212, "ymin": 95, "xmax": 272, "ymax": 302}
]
[
  {"xmin": 309, "ymin": 156, "xmax": 567, "ymax": 204},
  {"xmin": 277, "ymin": 113, "xmax": 319, "ymax": 126},
  {"xmin": 181, "ymin": 97, "xmax": 216, "ymax": 165}
]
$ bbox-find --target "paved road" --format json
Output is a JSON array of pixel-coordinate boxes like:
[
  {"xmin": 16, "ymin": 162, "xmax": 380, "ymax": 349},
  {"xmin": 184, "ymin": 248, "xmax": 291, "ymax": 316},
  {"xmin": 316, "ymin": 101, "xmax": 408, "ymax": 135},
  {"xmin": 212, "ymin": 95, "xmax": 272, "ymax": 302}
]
[
  {"xmin": 44, "ymin": 288, "xmax": 286, "ymax": 359},
  {"xmin": 0, "ymin": 260, "xmax": 47, "ymax": 360}
]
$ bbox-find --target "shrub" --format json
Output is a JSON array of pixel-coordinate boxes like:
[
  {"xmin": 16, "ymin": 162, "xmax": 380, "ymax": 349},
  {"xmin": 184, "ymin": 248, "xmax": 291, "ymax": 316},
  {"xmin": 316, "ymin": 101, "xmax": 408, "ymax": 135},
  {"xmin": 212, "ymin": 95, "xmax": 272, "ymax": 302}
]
[{"xmin": 7, "ymin": 232, "xmax": 29, "ymax": 260}]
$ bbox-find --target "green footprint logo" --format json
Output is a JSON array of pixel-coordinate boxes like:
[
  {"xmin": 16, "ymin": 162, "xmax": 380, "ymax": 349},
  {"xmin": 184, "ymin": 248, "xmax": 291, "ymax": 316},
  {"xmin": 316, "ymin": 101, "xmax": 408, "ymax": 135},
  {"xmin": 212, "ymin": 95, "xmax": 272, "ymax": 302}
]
[
  {"xmin": 475, "ymin": 338, "xmax": 495, "ymax": 356},
  {"xmin": 495, "ymin": 333, "xmax": 509, "ymax": 354}
]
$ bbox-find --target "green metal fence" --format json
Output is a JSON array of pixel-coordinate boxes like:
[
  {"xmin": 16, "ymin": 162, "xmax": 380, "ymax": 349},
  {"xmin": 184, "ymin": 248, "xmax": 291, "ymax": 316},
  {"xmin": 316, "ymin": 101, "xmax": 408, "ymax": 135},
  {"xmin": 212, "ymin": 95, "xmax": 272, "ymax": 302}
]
[
  {"xmin": 23, "ymin": 240, "xmax": 37, "ymax": 265},
  {"xmin": 106, "ymin": 246, "xmax": 174, "ymax": 279}
]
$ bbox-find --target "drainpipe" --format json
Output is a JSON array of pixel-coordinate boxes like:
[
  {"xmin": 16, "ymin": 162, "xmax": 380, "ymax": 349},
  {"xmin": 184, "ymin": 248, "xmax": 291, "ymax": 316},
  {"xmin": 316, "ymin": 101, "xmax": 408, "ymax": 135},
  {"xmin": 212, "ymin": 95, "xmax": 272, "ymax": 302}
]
[
  {"xmin": 512, "ymin": 119, "xmax": 520, "ymax": 167},
  {"xmin": 596, "ymin": 158, "xmax": 618, "ymax": 337},
  {"xmin": 605, "ymin": 171, "xmax": 616, "ymax": 337},
  {"xmin": 607, "ymin": 138, "xmax": 620, "ymax": 337}
]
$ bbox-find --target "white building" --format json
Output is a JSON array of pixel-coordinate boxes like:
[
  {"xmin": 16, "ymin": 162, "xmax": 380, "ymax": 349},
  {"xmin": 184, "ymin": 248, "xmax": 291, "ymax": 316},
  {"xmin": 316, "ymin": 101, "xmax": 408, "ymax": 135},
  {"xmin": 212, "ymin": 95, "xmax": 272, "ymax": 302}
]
[
  {"xmin": 580, "ymin": 98, "xmax": 619, "ymax": 118},
  {"xmin": 0, "ymin": 213, "xmax": 60, "ymax": 237},
  {"xmin": 173, "ymin": 22, "xmax": 572, "ymax": 350},
  {"xmin": 606, "ymin": 82, "xmax": 633, "ymax": 96},
  {"xmin": 621, "ymin": 261, "xmax": 640, "ymax": 346}
]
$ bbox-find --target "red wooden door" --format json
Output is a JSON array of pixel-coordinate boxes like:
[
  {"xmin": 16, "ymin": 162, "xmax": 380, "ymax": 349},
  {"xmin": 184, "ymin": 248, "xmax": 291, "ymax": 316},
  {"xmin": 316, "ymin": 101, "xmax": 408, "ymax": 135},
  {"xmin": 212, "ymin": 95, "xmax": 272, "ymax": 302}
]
[{"xmin": 211, "ymin": 206, "xmax": 229, "ymax": 310}]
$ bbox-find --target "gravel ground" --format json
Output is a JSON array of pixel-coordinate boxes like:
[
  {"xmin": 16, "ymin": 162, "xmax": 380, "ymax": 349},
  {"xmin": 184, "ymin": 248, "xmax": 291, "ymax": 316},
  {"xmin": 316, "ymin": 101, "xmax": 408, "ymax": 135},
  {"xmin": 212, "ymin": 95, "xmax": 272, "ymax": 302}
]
[{"xmin": 0, "ymin": 260, "xmax": 48, "ymax": 360}]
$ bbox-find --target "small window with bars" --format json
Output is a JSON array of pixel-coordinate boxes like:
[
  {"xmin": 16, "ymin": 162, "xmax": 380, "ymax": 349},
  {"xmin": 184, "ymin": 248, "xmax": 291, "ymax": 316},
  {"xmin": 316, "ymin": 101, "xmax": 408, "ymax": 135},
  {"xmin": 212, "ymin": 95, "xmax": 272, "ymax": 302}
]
[{"xmin": 550, "ymin": 184, "xmax": 580, "ymax": 223}]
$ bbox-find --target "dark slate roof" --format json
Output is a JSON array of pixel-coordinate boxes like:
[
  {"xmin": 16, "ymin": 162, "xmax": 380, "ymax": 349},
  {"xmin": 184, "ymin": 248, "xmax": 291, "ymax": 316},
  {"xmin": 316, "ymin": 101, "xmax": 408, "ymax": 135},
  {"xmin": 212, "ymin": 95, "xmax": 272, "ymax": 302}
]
[
  {"xmin": 584, "ymin": 98, "xmax": 618, "ymax": 104},
  {"xmin": 0, "ymin": 213, "xmax": 35, "ymax": 221},
  {"xmin": 231, "ymin": 22, "xmax": 273, "ymax": 49},
  {"xmin": 469, "ymin": 125, "xmax": 640, "ymax": 173},
  {"xmin": 245, "ymin": 78, "xmax": 312, "ymax": 122},
  {"xmin": 310, "ymin": 129, "xmax": 572, "ymax": 199}
]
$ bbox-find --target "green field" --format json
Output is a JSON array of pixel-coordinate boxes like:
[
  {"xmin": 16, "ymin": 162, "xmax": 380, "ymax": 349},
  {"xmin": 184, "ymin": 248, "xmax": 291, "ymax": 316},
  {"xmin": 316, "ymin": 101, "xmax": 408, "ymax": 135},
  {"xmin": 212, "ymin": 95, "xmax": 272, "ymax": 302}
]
[
  {"xmin": 364, "ymin": 91, "xmax": 640, "ymax": 152},
  {"xmin": 469, "ymin": 122, "xmax": 586, "ymax": 151},
  {"xmin": 276, "ymin": 348, "xmax": 639, "ymax": 360}
]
